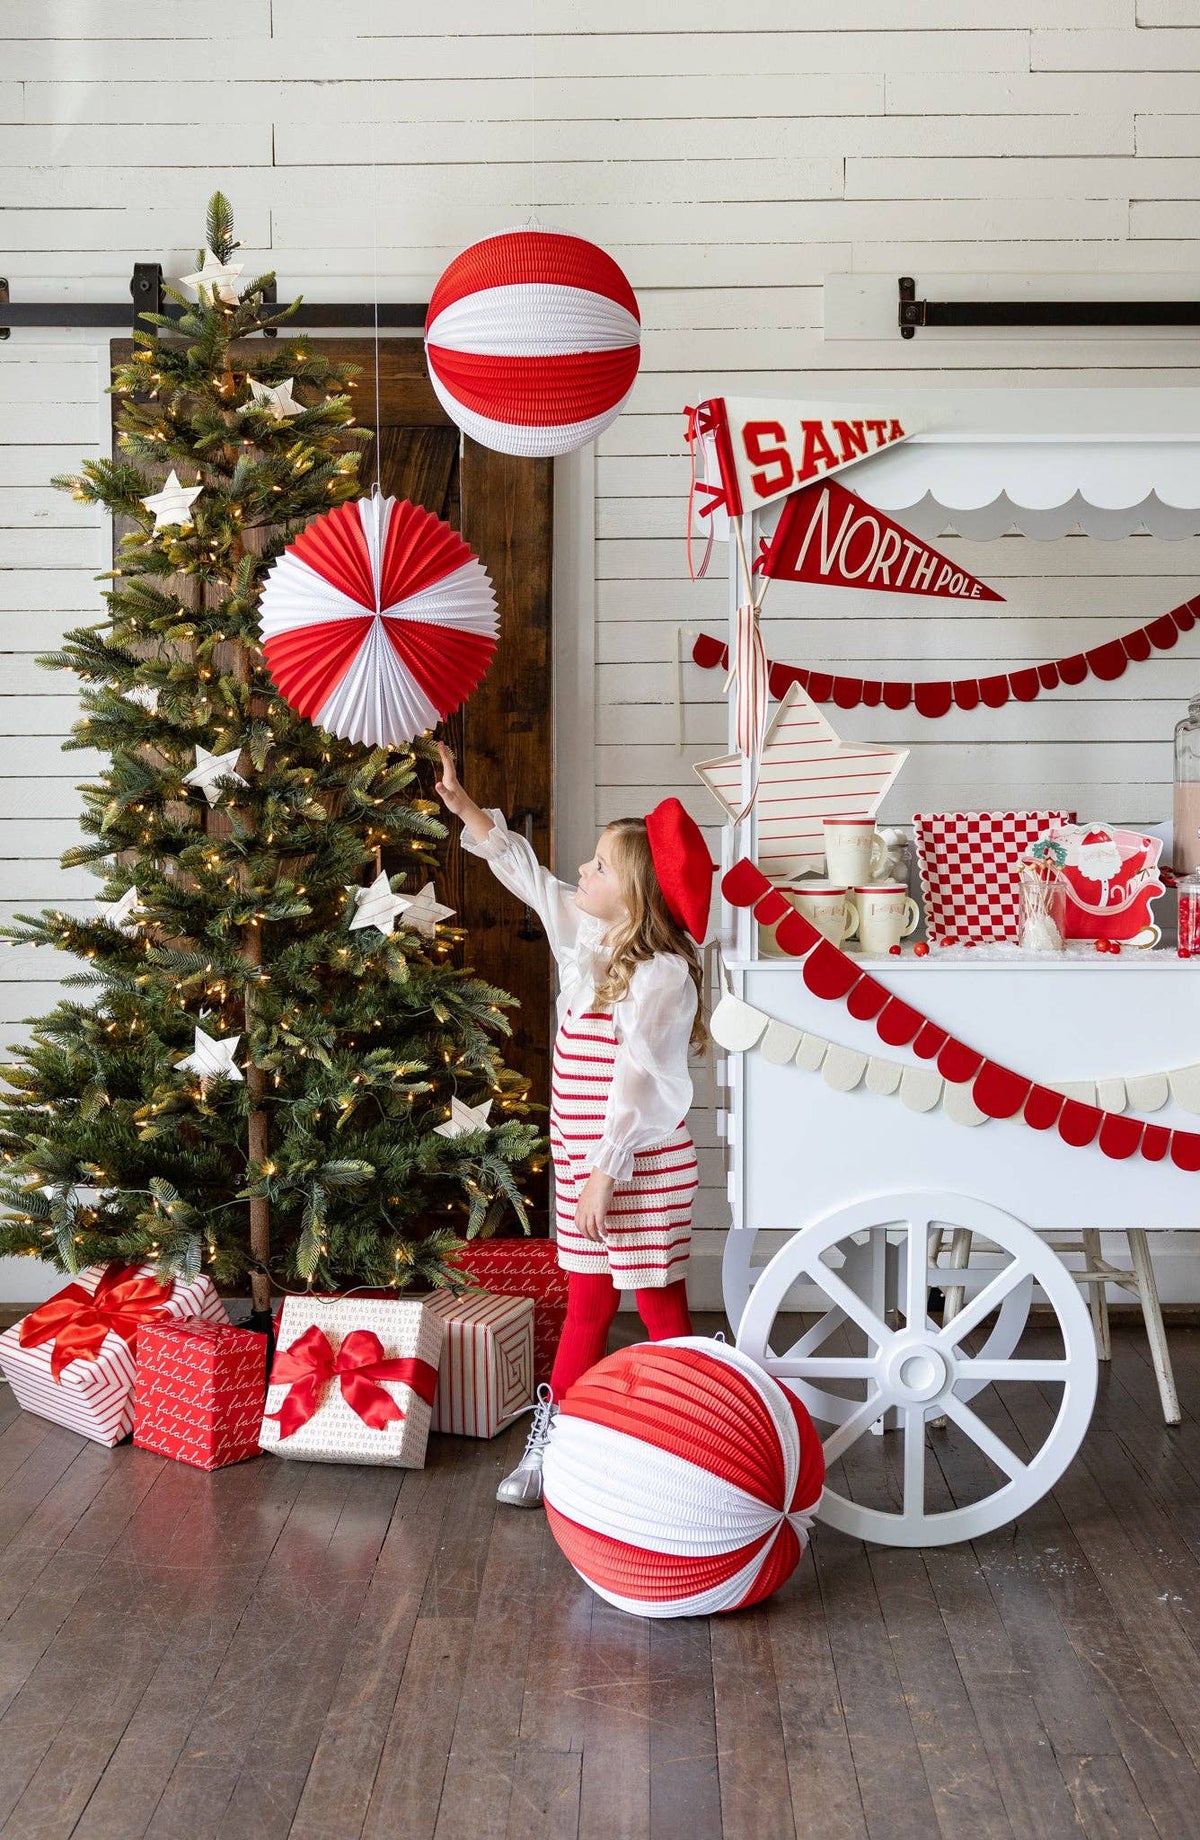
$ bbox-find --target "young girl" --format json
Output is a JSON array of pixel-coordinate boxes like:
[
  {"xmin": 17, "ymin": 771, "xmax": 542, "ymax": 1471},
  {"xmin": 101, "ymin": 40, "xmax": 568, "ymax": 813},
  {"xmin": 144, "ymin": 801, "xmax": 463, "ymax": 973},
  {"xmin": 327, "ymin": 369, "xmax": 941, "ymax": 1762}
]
[{"xmin": 433, "ymin": 740, "xmax": 715, "ymax": 1507}]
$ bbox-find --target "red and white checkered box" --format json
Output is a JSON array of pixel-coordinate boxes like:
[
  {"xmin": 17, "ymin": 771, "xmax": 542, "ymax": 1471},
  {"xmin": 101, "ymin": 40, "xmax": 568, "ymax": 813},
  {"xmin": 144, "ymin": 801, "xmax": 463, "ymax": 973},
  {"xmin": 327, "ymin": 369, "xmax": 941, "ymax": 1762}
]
[
  {"xmin": 0, "ymin": 1262, "xmax": 227, "ymax": 1447},
  {"xmin": 914, "ymin": 810, "xmax": 1075, "ymax": 945},
  {"xmin": 425, "ymin": 1290, "xmax": 534, "ymax": 1438}
]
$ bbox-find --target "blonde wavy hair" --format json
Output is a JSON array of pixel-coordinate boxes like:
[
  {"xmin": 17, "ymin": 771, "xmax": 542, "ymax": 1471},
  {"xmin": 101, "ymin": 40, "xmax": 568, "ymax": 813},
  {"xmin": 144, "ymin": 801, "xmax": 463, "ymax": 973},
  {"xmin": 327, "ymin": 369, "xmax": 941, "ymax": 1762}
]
[{"xmin": 589, "ymin": 818, "xmax": 709, "ymax": 1056}]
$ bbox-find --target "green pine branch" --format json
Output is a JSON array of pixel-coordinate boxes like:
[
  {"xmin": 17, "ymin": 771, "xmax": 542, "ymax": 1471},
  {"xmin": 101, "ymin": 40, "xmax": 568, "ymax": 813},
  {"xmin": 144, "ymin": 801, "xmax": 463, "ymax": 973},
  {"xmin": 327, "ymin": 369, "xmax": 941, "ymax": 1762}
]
[{"xmin": 2, "ymin": 193, "xmax": 545, "ymax": 1300}]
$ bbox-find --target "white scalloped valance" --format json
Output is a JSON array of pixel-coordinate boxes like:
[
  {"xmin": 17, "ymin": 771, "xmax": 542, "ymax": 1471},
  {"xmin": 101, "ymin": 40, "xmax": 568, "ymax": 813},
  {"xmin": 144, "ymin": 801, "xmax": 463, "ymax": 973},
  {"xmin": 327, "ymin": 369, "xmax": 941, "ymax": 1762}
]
[{"xmin": 702, "ymin": 388, "xmax": 1200, "ymax": 543}]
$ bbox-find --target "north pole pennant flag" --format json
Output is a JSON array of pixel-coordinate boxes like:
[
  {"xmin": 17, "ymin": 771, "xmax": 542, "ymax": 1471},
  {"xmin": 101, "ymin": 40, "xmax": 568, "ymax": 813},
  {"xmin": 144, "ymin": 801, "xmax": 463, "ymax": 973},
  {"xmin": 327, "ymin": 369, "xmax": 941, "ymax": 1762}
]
[
  {"xmin": 757, "ymin": 476, "xmax": 1004, "ymax": 603},
  {"xmin": 694, "ymin": 680, "xmax": 907, "ymax": 880},
  {"xmin": 686, "ymin": 395, "xmax": 915, "ymax": 522}
]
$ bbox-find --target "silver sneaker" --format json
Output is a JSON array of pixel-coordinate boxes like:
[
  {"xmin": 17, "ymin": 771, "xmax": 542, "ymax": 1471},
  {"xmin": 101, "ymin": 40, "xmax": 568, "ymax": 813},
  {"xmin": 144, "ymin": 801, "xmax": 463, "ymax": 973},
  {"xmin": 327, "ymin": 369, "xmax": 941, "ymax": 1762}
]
[{"xmin": 496, "ymin": 1383, "xmax": 557, "ymax": 1508}]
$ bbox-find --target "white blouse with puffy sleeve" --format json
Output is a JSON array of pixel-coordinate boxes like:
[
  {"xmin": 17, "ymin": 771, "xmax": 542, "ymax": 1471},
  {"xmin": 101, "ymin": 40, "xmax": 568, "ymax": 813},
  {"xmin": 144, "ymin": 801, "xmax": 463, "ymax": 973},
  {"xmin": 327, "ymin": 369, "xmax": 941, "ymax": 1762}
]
[{"xmin": 460, "ymin": 808, "xmax": 698, "ymax": 1184}]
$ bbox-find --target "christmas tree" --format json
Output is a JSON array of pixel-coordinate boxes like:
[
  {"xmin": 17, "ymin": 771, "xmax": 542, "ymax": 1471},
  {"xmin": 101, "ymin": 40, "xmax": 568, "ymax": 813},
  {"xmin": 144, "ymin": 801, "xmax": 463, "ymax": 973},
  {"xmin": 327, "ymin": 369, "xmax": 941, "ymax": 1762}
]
[{"xmin": 0, "ymin": 194, "xmax": 543, "ymax": 1326}]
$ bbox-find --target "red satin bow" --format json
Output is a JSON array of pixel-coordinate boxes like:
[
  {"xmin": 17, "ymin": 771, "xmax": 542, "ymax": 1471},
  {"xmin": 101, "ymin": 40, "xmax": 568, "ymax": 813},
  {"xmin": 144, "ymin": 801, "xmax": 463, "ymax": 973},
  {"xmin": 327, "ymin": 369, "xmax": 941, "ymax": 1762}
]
[
  {"xmin": 18, "ymin": 1261, "xmax": 174, "ymax": 1382},
  {"xmin": 266, "ymin": 1323, "xmax": 439, "ymax": 1440}
]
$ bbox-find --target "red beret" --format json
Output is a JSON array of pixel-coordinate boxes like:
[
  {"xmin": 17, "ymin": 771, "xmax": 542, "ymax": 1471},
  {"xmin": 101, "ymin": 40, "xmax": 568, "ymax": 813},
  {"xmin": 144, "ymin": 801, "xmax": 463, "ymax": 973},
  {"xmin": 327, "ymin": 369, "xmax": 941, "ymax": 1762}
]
[{"xmin": 644, "ymin": 798, "xmax": 718, "ymax": 943}]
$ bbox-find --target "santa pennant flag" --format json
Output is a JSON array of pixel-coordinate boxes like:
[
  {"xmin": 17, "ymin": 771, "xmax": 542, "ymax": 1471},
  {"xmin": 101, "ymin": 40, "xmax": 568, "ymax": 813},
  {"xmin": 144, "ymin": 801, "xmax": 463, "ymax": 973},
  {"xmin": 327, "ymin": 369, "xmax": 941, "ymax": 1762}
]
[
  {"xmin": 686, "ymin": 395, "xmax": 914, "ymax": 522},
  {"xmin": 757, "ymin": 476, "xmax": 1004, "ymax": 603}
]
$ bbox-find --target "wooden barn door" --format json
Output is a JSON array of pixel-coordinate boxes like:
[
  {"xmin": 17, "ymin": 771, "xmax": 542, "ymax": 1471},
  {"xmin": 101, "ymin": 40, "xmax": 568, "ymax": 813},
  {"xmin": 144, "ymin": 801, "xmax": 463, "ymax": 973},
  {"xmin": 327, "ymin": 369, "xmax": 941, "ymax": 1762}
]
[{"xmin": 111, "ymin": 337, "xmax": 555, "ymax": 1231}]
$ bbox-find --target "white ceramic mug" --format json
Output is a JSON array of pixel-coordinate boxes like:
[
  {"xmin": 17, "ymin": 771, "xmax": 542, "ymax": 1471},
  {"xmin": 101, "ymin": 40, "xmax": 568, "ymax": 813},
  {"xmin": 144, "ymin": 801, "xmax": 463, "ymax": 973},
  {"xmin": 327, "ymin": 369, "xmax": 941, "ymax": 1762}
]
[
  {"xmin": 823, "ymin": 818, "xmax": 889, "ymax": 885},
  {"xmin": 854, "ymin": 882, "xmax": 920, "ymax": 954}
]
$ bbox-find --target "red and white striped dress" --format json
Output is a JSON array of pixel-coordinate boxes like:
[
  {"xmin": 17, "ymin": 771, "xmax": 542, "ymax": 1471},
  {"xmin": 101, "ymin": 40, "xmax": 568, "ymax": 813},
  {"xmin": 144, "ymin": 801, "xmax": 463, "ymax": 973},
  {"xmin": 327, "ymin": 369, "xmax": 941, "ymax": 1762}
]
[{"xmin": 550, "ymin": 1006, "xmax": 699, "ymax": 1289}]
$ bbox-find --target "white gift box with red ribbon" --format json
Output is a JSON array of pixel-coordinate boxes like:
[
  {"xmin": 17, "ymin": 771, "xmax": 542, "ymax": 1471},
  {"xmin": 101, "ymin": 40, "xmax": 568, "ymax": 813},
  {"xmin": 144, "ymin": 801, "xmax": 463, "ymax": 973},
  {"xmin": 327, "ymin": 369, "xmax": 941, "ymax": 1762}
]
[
  {"xmin": 426, "ymin": 1290, "xmax": 535, "ymax": 1438},
  {"xmin": 259, "ymin": 1295, "xmax": 445, "ymax": 1468},
  {"xmin": 0, "ymin": 1261, "xmax": 227, "ymax": 1447}
]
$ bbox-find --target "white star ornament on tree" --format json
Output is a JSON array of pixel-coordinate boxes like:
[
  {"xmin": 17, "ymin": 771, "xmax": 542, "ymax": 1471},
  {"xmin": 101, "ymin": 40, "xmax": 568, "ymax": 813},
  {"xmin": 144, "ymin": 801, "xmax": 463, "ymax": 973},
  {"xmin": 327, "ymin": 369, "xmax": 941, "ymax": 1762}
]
[
  {"xmin": 247, "ymin": 376, "xmax": 302, "ymax": 419},
  {"xmin": 179, "ymin": 249, "xmax": 244, "ymax": 304},
  {"xmin": 694, "ymin": 680, "xmax": 908, "ymax": 882},
  {"xmin": 174, "ymin": 1028, "xmax": 243, "ymax": 1091},
  {"xmin": 345, "ymin": 871, "xmax": 411, "ymax": 936},
  {"xmin": 140, "ymin": 471, "xmax": 203, "ymax": 531},
  {"xmin": 183, "ymin": 745, "xmax": 248, "ymax": 808},
  {"xmin": 95, "ymin": 887, "xmax": 143, "ymax": 936},
  {"xmin": 434, "ymin": 1096, "xmax": 494, "ymax": 1140},
  {"xmin": 396, "ymin": 882, "xmax": 456, "ymax": 938}
]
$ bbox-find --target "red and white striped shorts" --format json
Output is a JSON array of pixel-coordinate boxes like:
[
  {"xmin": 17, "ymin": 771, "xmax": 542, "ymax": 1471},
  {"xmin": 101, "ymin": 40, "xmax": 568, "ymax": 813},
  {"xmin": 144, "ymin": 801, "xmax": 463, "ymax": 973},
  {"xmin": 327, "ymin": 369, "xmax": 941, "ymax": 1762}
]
[{"xmin": 549, "ymin": 1006, "xmax": 698, "ymax": 1290}]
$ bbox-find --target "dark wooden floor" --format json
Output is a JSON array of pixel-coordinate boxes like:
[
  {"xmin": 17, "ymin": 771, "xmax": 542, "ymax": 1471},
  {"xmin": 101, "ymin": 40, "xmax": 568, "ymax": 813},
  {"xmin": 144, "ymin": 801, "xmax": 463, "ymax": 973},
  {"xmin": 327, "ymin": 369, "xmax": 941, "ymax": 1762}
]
[{"xmin": 3, "ymin": 1317, "xmax": 1200, "ymax": 1840}]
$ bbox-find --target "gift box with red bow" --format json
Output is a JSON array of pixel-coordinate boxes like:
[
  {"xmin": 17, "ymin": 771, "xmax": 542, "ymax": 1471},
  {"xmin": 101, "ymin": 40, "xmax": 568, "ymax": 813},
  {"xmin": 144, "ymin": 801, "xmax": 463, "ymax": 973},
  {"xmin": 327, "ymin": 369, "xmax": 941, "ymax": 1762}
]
[
  {"xmin": 0, "ymin": 1261, "xmax": 227, "ymax": 1447},
  {"xmin": 448, "ymin": 1239, "xmax": 567, "ymax": 1388},
  {"xmin": 258, "ymin": 1295, "xmax": 445, "ymax": 1468},
  {"xmin": 425, "ymin": 1289, "xmax": 534, "ymax": 1438},
  {"xmin": 133, "ymin": 1319, "xmax": 266, "ymax": 1470}
]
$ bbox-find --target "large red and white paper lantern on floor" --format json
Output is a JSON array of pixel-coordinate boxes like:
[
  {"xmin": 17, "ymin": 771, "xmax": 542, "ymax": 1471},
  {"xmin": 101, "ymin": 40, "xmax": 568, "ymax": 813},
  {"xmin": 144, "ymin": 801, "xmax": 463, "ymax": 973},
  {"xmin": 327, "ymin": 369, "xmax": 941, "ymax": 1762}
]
[
  {"xmin": 542, "ymin": 1338, "xmax": 825, "ymax": 1618},
  {"xmin": 256, "ymin": 494, "xmax": 498, "ymax": 747},
  {"xmin": 424, "ymin": 228, "xmax": 641, "ymax": 457}
]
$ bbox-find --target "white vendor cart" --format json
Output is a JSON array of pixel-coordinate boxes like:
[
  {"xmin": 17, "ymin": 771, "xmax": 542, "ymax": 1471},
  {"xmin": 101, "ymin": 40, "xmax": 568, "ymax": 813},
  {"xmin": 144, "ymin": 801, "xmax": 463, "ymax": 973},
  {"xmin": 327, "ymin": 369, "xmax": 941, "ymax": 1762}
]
[{"xmin": 697, "ymin": 388, "xmax": 1200, "ymax": 1547}]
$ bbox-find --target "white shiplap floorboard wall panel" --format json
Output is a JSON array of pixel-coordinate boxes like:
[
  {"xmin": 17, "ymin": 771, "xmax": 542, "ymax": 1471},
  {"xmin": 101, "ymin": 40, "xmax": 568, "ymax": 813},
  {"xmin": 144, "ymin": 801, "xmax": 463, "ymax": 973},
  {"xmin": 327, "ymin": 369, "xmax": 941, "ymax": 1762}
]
[{"xmin": 5, "ymin": 6, "xmax": 1200, "ymax": 1302}]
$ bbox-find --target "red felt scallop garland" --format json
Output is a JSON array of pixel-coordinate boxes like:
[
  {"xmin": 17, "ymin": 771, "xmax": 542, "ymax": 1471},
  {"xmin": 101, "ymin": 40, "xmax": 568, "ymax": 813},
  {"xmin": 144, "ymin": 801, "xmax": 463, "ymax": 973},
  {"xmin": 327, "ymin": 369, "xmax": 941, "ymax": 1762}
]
[
  {"xmin": 721, "ymin": 856, "xmax": 1200, "ymax": 1171},
  {"xmin": 693, "ymin": 592, "xmax": 1200, "ymax": 718}
]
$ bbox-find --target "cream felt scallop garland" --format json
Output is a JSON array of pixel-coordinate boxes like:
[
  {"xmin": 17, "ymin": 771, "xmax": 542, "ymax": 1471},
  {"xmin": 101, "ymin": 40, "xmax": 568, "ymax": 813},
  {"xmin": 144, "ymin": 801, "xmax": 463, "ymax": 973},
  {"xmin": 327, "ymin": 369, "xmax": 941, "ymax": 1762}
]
[
  {"xmin": 709, "ymin": 990, "xmax": 989, "ymax": 1128},
  {"xmin": 710, "ymin": 982, "xmax": 1200, "ymax": 1128}
]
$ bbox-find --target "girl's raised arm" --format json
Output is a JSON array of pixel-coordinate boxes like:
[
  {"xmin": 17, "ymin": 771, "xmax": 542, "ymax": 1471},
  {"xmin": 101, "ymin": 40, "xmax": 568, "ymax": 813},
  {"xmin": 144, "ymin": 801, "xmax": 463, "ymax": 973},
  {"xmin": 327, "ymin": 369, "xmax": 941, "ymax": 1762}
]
[{"xmin": 434, "ymin": 742, "xmax": 583, "ymax": 964}]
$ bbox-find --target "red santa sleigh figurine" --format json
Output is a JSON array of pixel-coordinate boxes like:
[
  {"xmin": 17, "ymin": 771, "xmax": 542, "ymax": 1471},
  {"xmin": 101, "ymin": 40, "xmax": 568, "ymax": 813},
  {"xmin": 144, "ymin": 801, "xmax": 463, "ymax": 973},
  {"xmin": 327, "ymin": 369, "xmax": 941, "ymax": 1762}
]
[{"xmin": 1040, "ymin": 822, "xmax": 1165, "ymax": 948}]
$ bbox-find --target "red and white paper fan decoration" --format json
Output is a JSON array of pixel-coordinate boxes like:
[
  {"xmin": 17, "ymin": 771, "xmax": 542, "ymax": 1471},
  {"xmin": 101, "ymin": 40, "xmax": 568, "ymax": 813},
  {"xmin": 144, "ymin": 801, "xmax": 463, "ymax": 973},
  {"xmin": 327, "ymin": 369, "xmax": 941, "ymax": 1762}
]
[
  {"xmin": 424, "ymin": 228, "xmax": 641, "ymax": 457},
  {"xmin": 542, "ymin": 1338, "xmax": 825, "ymax": 1618},
  {"xmin": 257, "ymin": 494, "xmax": 498, "ymax": 747}
]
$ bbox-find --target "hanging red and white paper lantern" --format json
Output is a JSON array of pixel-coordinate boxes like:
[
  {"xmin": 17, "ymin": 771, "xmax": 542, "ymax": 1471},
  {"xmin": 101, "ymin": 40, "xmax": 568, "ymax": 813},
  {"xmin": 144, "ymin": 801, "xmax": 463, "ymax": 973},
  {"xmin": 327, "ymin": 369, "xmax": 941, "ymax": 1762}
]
[
  {"xmin": 424, "ymin": 229, "xmax": 641, "ymax": 457},
  {"xmin": 542, "ymin": 1338, "xmax": 825, "ymax": 1618},
  {"xmin": 256, "ymin": 494, "xmax": 498, "ymax": 747}
]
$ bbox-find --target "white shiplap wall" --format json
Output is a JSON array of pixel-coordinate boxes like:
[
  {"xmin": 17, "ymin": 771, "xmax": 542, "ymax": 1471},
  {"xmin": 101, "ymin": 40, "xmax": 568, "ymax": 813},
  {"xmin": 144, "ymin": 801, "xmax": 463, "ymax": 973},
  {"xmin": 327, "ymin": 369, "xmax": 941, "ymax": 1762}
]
[{"xmin": 4, "ymin": 2, "xmax": 1200, "ymax": 1304}]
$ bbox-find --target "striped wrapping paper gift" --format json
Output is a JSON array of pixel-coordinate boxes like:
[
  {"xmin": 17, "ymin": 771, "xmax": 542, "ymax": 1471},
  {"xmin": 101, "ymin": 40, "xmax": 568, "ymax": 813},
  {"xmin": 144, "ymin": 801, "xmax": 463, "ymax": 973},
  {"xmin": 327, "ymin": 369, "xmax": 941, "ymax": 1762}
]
[
  {"xmin": 448, "ymin": 1240, "xmax": 568, "ymax": 1388},
  {"xmin": 0, "ymin": 1265, "xmax": 227, "ymax": 1447},
  {"xmin": 425, "ymin": 1290, "xmax": 534, "ymax": 1438}
]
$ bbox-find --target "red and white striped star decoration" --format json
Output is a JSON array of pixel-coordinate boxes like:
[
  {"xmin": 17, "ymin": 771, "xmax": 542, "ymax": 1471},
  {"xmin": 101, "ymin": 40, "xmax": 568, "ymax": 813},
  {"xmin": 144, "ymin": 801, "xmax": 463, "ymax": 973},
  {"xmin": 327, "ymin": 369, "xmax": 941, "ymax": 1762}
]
[{"xmin": 693, "ymin": 680, "xmax": 908, "ymax": 881}]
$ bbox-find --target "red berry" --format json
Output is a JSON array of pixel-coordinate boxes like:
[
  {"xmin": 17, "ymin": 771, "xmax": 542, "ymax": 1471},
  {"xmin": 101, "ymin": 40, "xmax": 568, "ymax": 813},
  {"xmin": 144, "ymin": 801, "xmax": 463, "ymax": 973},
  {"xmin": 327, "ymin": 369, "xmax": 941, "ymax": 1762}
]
[
  {"xmin": 888, "ymin": 943, "xmax": 902, "ymax": 956},
  {"xmin": 962, "ymin": 939, "xmax": 975, "ymax": 949},
  {"xmin": 1094, "ymin": 938, "xmax": 1109, "ymax": 953},
  {"xmin": 913, "ymin": 941, "xmax": 930, "ymax": 957},
  {"xmin": 1110, "ymin": 941, "xmax": 1122, "ymax": 955}
]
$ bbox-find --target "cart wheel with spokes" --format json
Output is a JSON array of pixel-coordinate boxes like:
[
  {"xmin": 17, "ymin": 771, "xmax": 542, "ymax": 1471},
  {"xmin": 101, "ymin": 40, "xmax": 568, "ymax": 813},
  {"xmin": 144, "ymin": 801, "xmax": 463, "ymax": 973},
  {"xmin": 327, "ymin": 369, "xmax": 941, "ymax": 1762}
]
[
  {"xmin": 723, "ymin": 1217, "xmax": 1034, "ymax": 1426},
  {"xmin": 735, "ymin": 1192, "xmax": 1097, "ymax": 1547}
]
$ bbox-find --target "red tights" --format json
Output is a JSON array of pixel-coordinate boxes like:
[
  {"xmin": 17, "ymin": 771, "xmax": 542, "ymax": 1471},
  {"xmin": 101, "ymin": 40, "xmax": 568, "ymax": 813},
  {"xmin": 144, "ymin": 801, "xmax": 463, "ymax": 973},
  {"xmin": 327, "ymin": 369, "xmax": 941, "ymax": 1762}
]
[{"xmin": 549, "ymin": 1270, "xmax": 693, "ymax": 1401}]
